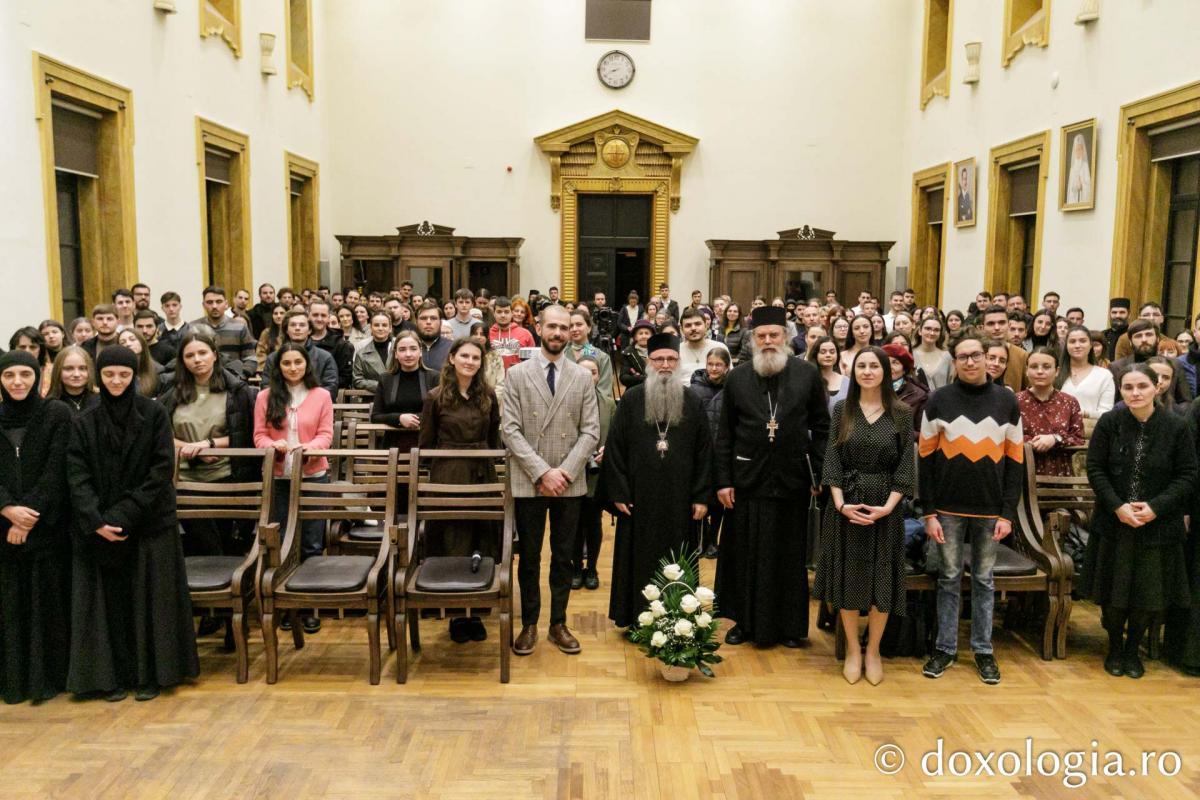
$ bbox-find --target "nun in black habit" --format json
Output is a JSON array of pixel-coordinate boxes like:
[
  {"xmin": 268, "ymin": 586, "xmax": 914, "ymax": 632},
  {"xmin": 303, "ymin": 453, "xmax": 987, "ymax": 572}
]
[
  {"xmin": 0, "ymin": 351, "xmax": 72, "ymax": 703},
  {"xmin": 66, "ymin": 346, "xmax": 198, "ymax": 701}
]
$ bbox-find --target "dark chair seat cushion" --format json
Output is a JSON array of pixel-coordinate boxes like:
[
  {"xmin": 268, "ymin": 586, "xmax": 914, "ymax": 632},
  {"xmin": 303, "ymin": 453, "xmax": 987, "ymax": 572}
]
[
  {"xmin": 285, "ymin": 555, "xmax": 375, "ymax": 592},
  {"xmin": 346, "ymin": 521, "xmax": 383, "ymax": 541},
  {"xmin": 923, "ymin": 544, "xmax": 1039, "ymax": 577},
  {"xmin": 186, "ymin": 556, "xmax": 246, "ymax": 592},
  {"xmin": 344, "ymin": 515, "xmax": 407, "ymax": 541},
  {"xmin": 415, "ymin": 556, "xmax": 495, "ymax": 592}
]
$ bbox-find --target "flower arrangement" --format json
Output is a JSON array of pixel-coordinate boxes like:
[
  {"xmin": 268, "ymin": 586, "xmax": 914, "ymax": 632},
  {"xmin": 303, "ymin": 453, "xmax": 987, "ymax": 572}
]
[{"xmin": 627, "ymin": 549, "xmax": 723, "ymax": 678}]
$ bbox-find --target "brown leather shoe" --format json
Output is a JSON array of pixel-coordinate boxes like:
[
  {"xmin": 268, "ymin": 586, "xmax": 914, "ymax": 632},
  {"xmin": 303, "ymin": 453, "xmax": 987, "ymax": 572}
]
[
  {"xmin": 512, "ymin": 625, "xmax": 538, "ymax": 656},
  {"xmin": 548, "ymin": 623, "xmax": 582, "ymax": 654}
]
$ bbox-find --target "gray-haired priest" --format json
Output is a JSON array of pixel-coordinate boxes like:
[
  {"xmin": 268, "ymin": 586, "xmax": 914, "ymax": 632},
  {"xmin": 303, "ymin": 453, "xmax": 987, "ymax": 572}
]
[
  {"xmin": 714, "ymin": 306, "xmax": 830, "ymax": 648},
  {"xmin": 601, "ymin": 333, "xmax": 712, "ymax": 629}
]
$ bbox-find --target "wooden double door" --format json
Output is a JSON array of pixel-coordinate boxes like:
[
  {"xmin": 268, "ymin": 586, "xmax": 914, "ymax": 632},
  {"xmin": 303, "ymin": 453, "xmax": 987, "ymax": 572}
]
[{"xmin": 577, "ymin": 194, "xmax": 651, "ymax": 304}]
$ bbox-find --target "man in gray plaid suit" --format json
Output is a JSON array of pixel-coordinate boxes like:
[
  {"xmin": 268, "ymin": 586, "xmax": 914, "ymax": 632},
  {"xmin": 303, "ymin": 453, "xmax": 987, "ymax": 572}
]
[{"xmin": 501, "ymin": 304, "xmax": 600, "ymax": 656}]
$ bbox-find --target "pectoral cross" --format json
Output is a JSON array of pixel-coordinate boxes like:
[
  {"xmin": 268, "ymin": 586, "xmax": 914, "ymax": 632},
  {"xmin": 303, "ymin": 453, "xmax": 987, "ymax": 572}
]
[
  {"xmin": 766, "ymin": 416, "xmax": 779, "ymax": 443},
  {"xmin": 656, "ymin": 434, "xmax": 670, "ymax": 458}
]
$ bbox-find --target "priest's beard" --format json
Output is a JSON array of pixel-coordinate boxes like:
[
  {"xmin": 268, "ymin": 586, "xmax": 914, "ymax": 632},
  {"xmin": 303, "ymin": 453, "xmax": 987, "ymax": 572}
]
[
  {"xmin": 644, "ymin": 368, "xmax": 684, "ymax": 426},
  {"xmin": 752, "ymin": 343, "xmax": 789, "ymax": 378}
]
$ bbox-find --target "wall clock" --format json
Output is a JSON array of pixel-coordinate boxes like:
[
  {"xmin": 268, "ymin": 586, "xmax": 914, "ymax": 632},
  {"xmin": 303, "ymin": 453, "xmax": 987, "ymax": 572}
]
[{"xmin": 597, "ymin": 50, "xmax": 635, "ymax": 89}]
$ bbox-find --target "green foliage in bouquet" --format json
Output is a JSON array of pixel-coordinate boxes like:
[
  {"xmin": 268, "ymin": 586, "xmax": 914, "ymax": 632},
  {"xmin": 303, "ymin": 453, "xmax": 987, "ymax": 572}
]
[{"xmin": 626, "ymin": 548, "xmax": 723, "ymax": 677}]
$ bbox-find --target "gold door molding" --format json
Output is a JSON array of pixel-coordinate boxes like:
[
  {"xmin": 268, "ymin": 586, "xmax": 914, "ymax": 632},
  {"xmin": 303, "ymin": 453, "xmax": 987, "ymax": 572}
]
[{"xmin": 535, "ymin": 109, "xmax": 697, "ymax": 300}]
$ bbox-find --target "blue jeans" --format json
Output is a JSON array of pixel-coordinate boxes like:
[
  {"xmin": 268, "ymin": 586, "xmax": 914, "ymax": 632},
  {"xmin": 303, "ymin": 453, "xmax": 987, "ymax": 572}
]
[
  {"xmin": 933, "ymin": 514, "xmax": 998, "ymax": 655},
  {"xmin": 271, "ymin": 473, "xmax": 331, "ymax": 561}
]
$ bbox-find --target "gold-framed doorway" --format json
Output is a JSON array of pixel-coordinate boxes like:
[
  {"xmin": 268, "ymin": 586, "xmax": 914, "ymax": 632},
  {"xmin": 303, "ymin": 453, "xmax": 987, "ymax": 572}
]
[{"xmin": 535, "ymin": 110, "xmax": 697, "ymax": 301}]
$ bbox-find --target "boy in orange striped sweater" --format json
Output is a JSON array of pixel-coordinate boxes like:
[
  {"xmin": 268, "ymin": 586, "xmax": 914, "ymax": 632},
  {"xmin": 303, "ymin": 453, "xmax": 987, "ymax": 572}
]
[{"xmin": 918, "ymin": 334, "xmax": 1024, "ymax": 685}]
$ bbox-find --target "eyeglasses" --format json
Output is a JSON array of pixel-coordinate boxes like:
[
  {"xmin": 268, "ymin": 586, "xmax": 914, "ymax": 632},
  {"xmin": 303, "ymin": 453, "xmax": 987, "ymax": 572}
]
[
  {"xmin": 954, "ymin": 352, "xmax": 985, "ymax": 363},
  {"xmin": 649, "ymin": 356, "xmax": 679, "ymax": 366}
]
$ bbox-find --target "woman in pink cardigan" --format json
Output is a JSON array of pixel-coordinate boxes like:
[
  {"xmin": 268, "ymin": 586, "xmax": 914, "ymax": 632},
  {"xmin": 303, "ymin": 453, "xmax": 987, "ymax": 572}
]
[{"xmin": 253, "ymin": 342, "xmax": 333, "ymax": 634}]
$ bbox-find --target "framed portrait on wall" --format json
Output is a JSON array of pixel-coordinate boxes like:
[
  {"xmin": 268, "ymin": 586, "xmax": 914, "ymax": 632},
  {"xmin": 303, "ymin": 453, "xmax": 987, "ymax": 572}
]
[
  {"xmin": 953, "ymin": 157, "xmax": 977, "ymax": 228},
  {"xmin": 1060, "ymin": 119, "xmax": 1097, "ymax": 211}
]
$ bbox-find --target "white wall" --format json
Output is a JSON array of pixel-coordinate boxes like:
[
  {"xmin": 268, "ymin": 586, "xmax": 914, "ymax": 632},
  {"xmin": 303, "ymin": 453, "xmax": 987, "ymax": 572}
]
[
  {"xmin": 901, "ymin": 0, "xmax": 1200, "ymax": 321},
  {"xmin": 4, "ymin": 1, "xmax": 1197, "ymax": 332},
  {"xmin": 0, "ymin": 0, "xmax": 330, "ymax": 327},
  {"xmin": 322, "ymin": 0, "xmax": 916, "ymax": 300}
]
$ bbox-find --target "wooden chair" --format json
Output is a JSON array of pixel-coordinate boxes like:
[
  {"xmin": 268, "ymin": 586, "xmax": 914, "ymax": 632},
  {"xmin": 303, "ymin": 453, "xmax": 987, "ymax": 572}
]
[
  {"xmin": 394, "ymin": 448, "xmax": 514, "ymax": 684},
  {"xmin": 259, "ymin": 449, "xmax": 402, "ymax": 684},
  {"xmin": 337, "ymin": 388, "xmax": 375, "ymax": 405},
  {"xmin": 176, "ymin": 447, "xmax": 276, "ymax": 684},
  {"xmin": 328, "ymin": 446, "xmax": 410, "ymax": 560},
  {"xmin": 1022, "ymin": 445, "xmax": 1096, "ymax": 659}
]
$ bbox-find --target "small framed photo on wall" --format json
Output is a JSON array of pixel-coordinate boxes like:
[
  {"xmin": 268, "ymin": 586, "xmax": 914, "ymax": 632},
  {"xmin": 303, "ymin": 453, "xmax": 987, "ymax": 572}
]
[
  {"xmin": 953, "ymin": 157, "xmax": 977, "ymax": 228},
  {"xmin": 1060, "ymin": 119, "xmax": 1097, "ymax": 211}
]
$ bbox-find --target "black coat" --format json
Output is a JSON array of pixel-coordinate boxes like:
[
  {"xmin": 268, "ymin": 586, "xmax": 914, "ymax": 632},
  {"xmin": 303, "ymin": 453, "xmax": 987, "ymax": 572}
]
[
  {"xmin": 688, "ymin": 370, "xmax": 726, "ymax": 439},
  {"xmin": 65, "ymin": 393, "xmax": 198, "ymax": 692},
  {"xmin": 67, "ymin": 394, "xmax": 178, "ymax": 543},
  {"xmin": 1081, "ymin": 407, "xmax": 1198, "ymax": 609},
  {"xmin": 723, "ymin": 327, "xmax": 748, "ymax": 365},
  {"xmin": 311, "ymin": 330, "xmax": 356, "ymax": 390},
  {"xmin": 0, "ymin": 399, "xmax": 71, "ymax": 557},
  {"xmin": 715, "ymin": 357, "xmax": 830, "ymax": 498},
  {"xmin": 370, "ymin": 366, "xmax": 440, "ymax": 451}
]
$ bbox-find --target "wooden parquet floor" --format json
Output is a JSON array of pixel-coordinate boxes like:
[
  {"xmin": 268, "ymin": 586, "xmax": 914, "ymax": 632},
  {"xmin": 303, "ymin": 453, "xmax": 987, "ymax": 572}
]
[{"xmin": 2, "ymin": 520, "xmax": 1199, "ymax": 799}]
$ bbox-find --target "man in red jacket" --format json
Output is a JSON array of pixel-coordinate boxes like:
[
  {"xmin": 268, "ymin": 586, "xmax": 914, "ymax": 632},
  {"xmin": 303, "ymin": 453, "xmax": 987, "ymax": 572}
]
[{"xmin": 489, "ymin": 296, "xmax": 534, "ymax": 371}]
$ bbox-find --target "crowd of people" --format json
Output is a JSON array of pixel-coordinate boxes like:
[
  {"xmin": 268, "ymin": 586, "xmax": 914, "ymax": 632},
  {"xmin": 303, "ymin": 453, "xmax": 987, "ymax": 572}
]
[{"xmin": 3, "ymin": 277, "xmax": 1200, "ymax": 705}]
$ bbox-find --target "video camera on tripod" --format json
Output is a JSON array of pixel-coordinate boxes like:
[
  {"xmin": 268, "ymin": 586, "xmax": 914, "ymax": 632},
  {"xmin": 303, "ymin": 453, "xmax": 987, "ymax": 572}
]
[{"xmin": 591, "ymin": 304, "xmax": 618, "ymax": 353}]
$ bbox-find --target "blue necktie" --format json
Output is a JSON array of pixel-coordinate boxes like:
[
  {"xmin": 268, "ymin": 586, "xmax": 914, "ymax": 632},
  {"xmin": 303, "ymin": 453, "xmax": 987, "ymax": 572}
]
[{"xmin": 547, "ymin": 361, "xmax": 556, "ymax": 396}]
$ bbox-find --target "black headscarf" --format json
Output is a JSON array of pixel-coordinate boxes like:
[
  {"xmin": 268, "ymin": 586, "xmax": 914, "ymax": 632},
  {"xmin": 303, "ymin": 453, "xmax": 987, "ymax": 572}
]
[
  {"xmin": 95, "ymin": 345, "xmax": 142, "ymax": 456},
  {"xmin": 0, "ymin": 350, "xmax": 44, "ymax": 430}
]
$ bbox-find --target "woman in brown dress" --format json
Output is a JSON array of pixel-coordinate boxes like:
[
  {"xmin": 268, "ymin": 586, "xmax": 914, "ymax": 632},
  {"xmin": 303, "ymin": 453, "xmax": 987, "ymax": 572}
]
[{"xmin": 418, "ymin": 338, "xmax": 501, "ymax": 644}]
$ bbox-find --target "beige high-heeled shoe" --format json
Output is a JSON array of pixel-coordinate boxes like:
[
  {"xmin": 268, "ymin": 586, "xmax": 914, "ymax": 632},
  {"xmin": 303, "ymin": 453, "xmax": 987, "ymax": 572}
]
[
  {"xmin": 865, "ymin": 653, "xmax": 884, "ymax": 686},
  {"xmin": 843, "ymin": 650, "xmax": 863, "ymax": 684}
]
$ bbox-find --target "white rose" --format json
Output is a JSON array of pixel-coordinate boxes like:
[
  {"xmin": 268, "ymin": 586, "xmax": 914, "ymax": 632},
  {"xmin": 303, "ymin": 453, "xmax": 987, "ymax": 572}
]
[
  {"xmin": 642, "ymin": 584, "xmax": 661, "ymax": 601},
  {"xmin": 679, "ymin": 594, "xmax": 701, "ymax": 614},
  {"xmin": 662, "ymin": 564, "xmax": 684, "ymax": 581},
  {"xmin": 650, "ymin": 631, "xmax": 668, "ymax": 648},
  {"xmin": 695, "ymin": 586, "xmax": 715, "ymax": 608},
  {"xmin": 673, "ymin": 619, "xmax": 695, "ymax": 638},
  {"xmin": 650, "ymin": 599, "xmax": 667, "ymax": 618},
  {"xmin": 637, "ymin": 611, "xmax": 654, "ymax": 627},
  {"xmin": 695, "ymin": 612, "xmax": 712, "ymax": 628}
]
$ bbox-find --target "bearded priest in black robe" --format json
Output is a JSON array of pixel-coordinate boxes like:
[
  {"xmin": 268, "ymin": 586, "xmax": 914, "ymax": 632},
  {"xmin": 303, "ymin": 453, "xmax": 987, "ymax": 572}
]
[
  {"xmin": 715, "ymin": 306, "xmax": 830, "ymax": 648},
  {"xmin": 603, "ymin": 333, "xmax": 712, "ymax": 628}
]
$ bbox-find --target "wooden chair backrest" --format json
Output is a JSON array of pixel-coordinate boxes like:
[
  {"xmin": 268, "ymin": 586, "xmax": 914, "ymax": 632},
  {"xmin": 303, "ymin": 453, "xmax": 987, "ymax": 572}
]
[
  {"xmin": 291, "ymin": 448, "xmax": 402, "ymax": 525},
  {"xmin": 408, "ymin": 448, "xmax": 508, "ymax": 524},
  {"xmin": 332, "ymin": 403, "xmax": 372, "ymax": 426},
  {"xmin": 1025, "ymin": 444, "xmax": 1096, "ymax": 515},
  {"xmin": 354, "ymin": 422, "xmax": 402, "ymax": 449},
  {"xmin": 175, "ymin": 448, "xmax": 274, "ymax": 525},
  {"xmin": 337, "ymin": 388, "xmax": 375, "ymax": 405}
]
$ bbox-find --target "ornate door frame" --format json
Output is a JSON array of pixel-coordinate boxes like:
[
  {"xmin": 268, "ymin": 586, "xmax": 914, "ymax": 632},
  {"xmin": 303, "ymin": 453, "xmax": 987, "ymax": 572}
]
[{"xmin": 535, "ymin": 110, "xmax": 697, "ymax": 300}]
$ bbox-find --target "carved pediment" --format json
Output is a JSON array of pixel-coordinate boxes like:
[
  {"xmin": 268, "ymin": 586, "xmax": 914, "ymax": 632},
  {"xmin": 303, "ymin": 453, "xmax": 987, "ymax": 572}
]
[
  {"xmin": 534, "ymin": 109, "xmax": 698, "ymax": 155},
  {"xmin": 777, "ymin": 226, "xmax": 836, "ymax": 240},
  {"xmin": 534, "ymin": 109, "xmax": 698, "ymax": 212},
  {"xmin": 396, "ymin": 221, "xmax": 455, "ymax": 237}
]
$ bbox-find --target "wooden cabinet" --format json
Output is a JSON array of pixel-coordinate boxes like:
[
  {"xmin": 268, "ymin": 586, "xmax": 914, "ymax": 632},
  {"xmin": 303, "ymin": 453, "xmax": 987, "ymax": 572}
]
[
  {"xmin": 336, "ymin": 222, "xmax": 523, "ymax": 300},
  {"xmin": 706, "ymin": 227, "xmax": 893, "ymax": 311}
]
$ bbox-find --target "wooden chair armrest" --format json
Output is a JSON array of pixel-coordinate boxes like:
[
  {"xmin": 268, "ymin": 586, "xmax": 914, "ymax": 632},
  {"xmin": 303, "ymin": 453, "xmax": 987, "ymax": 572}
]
[
  {"xmin": 365, "ymin": 528, "xmax": 394, "ymax": 596},
  {"xmin": 498, "ymin": 516, "xmax": 514, "ymax": 596},
  {"xmin": 1045, "ymin": 510, "xmax": 1074, "ymax": 579},
  {"xmin": 1013, "ymin": 507, "xmax": 1061, "ymax": 581},
  {"xmin": 229, "ymin": 535, "xmax": 264, "ymax": 595}
]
